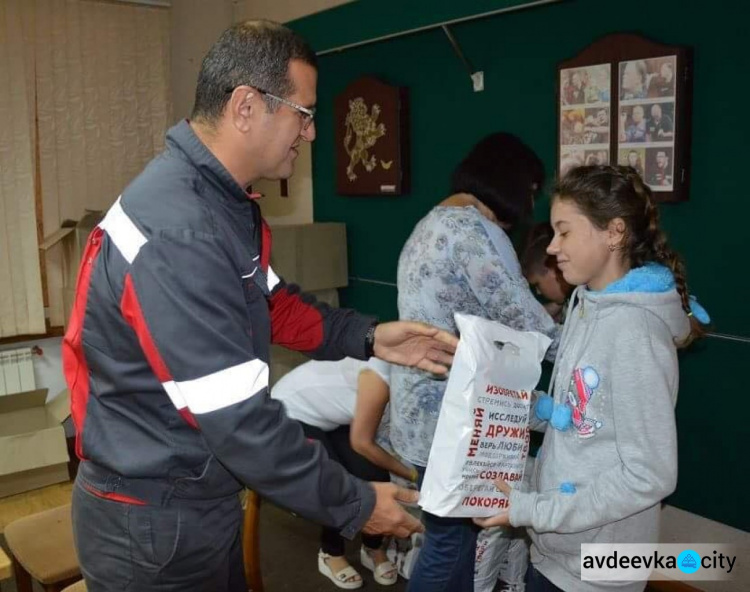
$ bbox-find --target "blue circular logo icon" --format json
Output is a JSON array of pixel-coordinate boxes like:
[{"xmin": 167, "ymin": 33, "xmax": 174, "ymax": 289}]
[{"xmin": 677, "ymin": 550, "xmax": 701, "ymax": 574}]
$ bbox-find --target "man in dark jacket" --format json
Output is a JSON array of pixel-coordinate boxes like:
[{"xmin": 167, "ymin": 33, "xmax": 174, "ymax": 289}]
[{"xmin": 64, "ymin": 20, "xmax": 456, "ymax": 592}]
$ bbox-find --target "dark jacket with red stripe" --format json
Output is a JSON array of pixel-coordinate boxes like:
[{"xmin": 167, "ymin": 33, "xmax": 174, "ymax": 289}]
[{"xmin": 62, "ymin": 120, "xmax": 376, "ymax": 538}]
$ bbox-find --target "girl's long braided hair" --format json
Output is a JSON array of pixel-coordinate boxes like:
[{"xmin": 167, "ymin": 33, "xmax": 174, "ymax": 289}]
[{"xmin": 554, "ymin": 165, "xmax": 705, "ymax": 346}]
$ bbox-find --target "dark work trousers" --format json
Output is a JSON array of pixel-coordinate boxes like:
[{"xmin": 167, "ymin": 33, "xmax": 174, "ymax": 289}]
[
  {"xmin": 72, "ymin": 476, "xmax": 246, "ymax": 592},
  {"xmin": 300, "ymin": 422, "xmax": 390, "ymax": 555}
]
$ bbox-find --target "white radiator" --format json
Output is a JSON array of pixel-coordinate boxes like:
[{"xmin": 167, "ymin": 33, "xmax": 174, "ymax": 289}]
[{"xmin": 0, "ymin": 347, "xmax": 36, "ymax": 396}]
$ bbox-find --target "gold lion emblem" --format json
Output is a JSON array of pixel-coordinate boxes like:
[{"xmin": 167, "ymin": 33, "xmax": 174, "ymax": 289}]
[{"xmin": 344, "ymin": 97, "xmax": 386, "ymax": 181}]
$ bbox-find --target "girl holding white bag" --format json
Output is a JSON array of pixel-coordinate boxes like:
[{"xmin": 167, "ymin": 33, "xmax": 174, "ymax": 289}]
[{"xmin": 475, "ymin": 166, "xmax": 709, "ymax": 592}]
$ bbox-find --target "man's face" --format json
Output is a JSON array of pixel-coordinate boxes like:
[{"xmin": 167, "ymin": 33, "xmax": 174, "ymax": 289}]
[
  {"xmin": 596, "ymin": 110, "xmax": 607, "ymax": 125},
  {"xmin": 256, "ymin": 59, "xmax": 317, "ymax": 180},
  {"xmin": 572, "ymin": 73, "xmax": 581, "ymax": 88},
  {"xmin": 628, "ymin": 152, "xmax": 638, "ymax": 167},
  {"xmin": 632, "ymin": 106, "xmax": 644, "ymax": 123},
  {"xmin": 656, "ymin": 151, "xmax": 667, "ymax": 168},
  {"xmin": 661, "ymin": 63, "xmax": 672, "ymax": 80},
  {"xmin": 651, "ymin": 104, "xmax": 662, "ymax": 122}
]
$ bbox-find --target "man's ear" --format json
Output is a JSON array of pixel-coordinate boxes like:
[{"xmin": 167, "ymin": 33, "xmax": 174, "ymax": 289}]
[{"xmin": 228, "ymin": 87, "xmax": 256, "ymax": 133}]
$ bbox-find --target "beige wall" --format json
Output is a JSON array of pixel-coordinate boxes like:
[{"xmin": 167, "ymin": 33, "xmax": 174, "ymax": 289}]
[
  {"xmin": 252, "ymin": 142, "xmax": 314, "ymax": 226},
  {"xmin": 232, "ymin": 0, "xmax": 352, "ymax": 24},
  {"xmin": 170, "ymin": 0, "xmax": 233, "ymax": 121}
]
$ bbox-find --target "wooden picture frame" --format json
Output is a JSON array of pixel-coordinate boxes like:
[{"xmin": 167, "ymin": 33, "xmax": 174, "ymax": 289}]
[
  {"xmin": 557, "ymin": 33, "xmax": 693, "ymax": 202},
  {"xmin": 334, "ymin": 77, "xmax": 410, "ymax": 196}
]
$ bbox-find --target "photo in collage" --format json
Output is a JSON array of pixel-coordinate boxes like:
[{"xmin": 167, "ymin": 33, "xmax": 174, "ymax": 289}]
[
  {"xmin": 559, "ymin": 64, "xmax": 611, "ymax": 176},
  {"xmin": 617, "ymin": 55, "xmax": 677, "ymax": 191},
  {"xmin": 618, "ymin": 146, "xmax": 674, "ymax": 187}
]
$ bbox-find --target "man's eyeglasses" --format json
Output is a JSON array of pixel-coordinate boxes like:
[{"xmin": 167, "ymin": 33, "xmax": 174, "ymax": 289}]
[{"xmin": 225, "ymin": 85, "xmax": 315, "ymax": 130}]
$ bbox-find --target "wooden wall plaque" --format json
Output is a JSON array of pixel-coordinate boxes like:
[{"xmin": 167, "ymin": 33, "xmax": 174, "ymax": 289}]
[{"xmin": 334, "ymin": 77, "xmax": 410, "ymax": 196}]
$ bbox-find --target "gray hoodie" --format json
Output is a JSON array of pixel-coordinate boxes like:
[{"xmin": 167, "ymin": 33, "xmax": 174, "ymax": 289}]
[{"xmin": 509, "ymin": 264, "xmax": 691, "ymax": 592}]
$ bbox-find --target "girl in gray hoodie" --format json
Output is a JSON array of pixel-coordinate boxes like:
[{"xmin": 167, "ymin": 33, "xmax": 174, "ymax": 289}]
[{"xmin": 475, "ymin": 165, "xmax": 709, "ymax": 592}]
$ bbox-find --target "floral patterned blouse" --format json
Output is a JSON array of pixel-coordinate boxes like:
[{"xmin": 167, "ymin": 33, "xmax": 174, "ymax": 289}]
[{"xmin": 390, "ymin": 205, "xmax": 559, "ymax": 466}]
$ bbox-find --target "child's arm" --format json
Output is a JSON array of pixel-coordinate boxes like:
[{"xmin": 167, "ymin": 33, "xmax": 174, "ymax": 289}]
[
  {"xmin": 351, "ymin": 369, "xmax": 415, "ymax": 482},
  {"xmin": 509, "ymin": 315, "xmax": 678, "ymax": 533}
]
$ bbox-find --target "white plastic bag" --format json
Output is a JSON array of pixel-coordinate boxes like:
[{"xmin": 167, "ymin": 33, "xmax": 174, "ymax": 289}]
[{"xmin": 419, "ymin": 313, "xmax": 551, "ymax": 518}]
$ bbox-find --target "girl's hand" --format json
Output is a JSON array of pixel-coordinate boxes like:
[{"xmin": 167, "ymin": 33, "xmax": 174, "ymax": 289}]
[{"xmin": 472, "ymin": 478, "xmax": 512, "ymax": 528}]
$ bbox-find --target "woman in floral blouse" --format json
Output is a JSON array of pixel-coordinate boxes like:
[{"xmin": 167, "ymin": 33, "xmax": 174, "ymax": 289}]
[{"xmin": 391, "ymin": 133, "xmax": 559, "ymax": 592}]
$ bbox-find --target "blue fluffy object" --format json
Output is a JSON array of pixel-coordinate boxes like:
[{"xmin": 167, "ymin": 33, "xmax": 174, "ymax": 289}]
[
  {"xmin": 551, "ymin": 405, "xmax": 572, "ymax": 431},
  {"xmin": 689, "ymin": 295, "xmax": 711, "ymax": 324},
  {"xmin": 600, "ymin": 262, "xmax": 674, "ymax": 294},
  {"xmin": 596, "ymin": 264, "xmax": 711, "ymax": 323},
  {"xmin": 536, "ymin": 394, "xmax": 554, "ymax": 421},
  {"xmin": 559, "ymin": 482, "xmax": 577, "ymax": 495}
]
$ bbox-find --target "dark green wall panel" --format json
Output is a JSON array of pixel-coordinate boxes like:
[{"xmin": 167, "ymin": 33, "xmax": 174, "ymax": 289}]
[{"xmin": 289, "ymin": 0, "xmax": 554, "ymax": 54}]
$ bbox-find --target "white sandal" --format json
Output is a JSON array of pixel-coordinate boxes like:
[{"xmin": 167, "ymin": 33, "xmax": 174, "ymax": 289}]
[
  {"xmin": 360, "ymin": 546, "xmax": 398, "ymax": 586},
  {"xmin": 318, "ymin": 550, "xmax": 364, "ymax": 589}
]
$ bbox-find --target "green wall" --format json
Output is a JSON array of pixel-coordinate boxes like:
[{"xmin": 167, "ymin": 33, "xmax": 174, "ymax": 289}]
[
  {"xmin": 292, "ymin": 0, "xmax": 548, "ymax": 53},
  {"xmin": 291, "ymin": 0, "xmax": 749, "ymax": 531}
]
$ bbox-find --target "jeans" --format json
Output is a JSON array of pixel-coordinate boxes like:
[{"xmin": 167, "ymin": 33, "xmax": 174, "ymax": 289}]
[{"xmin": 407, "ymin": 465, "xmax": 479, "ymax": 592}]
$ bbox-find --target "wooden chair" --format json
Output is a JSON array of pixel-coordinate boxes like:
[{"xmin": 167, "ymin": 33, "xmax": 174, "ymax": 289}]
[
  {"xmin": 242, "ymin": 489, "xmax": 264, "ymax": 592},
  {"xmin": 3, "ymin": 504, "xmax": 81, "ymax": 592},
  {"xmin": 0, "ymin": 545, "xmax": 12, "ymax": 591},
  {"xmin": 60, "ymin": 580, "xmax": 87, "ymax": 592}
]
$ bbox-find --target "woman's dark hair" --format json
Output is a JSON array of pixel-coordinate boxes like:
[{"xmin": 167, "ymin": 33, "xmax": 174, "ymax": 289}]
[
  {"xmin": 450, "ymin": 132, "xmax": 544, "ymax": 229},
  {"xmin": 554, "ymin": 165, "xmax": 705, "ymax": 345},
  {"xmin": 191, "ymin": 20, "xmax": 317, "ymax": 124}
]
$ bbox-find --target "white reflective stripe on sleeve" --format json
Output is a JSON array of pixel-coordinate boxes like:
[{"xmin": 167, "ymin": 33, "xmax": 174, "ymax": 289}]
[
  {"xmin": 100, "ymin": 196, "xmax": 148, "ymax": 264},
  {"xmin": 267, "ymin": 266, "xmax": 280, "ymax": 291},
  {"xmin": 162, "ymin": 380, "xmax": 187, "ymax": 410},
  {"xmin": 169, "ymin": 359, "xmax": 269, "ymax": 414}
]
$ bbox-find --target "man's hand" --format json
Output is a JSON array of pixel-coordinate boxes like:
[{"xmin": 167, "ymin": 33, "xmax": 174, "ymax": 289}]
[
  {"xmin": 362, "ymin": 482, "xmax": 425, "ymax": 539},
  {"xmin": 373, "ymin": 321, "xmax": 458, "ymax": 374},
  {"xmin": 473, "ymin": 478, "xmax": 512, "ymax": 528}
]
